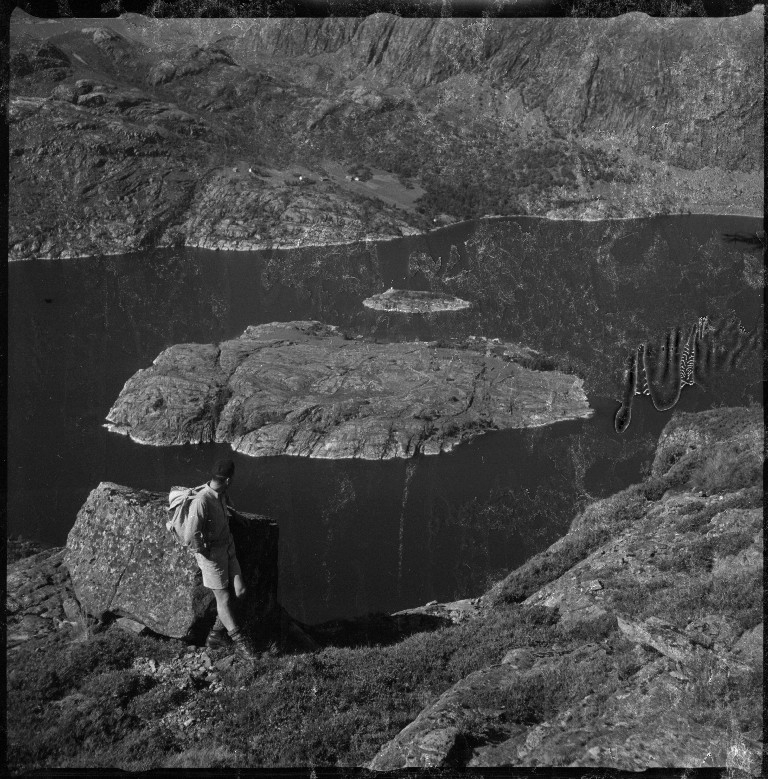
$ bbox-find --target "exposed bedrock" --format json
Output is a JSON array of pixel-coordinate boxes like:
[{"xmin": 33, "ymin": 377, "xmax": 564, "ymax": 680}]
[
  {"xmin": 104, "ymin": 321, "xmax": 592, "ymax": 459},
  {"xmin": 370, "ymin": 406, "xmax": 763, "ymax": 772},
  {"xmin": 65, "ymin": 482, "xmax": 279, "ymax": 642}
]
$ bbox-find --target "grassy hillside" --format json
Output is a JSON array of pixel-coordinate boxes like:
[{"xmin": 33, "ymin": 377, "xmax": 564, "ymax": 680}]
[{"xmin": 7, "ymin": 405, "xmax": 762, "ymax": 772}]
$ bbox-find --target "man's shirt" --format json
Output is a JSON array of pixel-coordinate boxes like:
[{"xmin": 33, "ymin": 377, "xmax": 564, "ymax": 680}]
[{"xmin": 187, "ymin": 484, "xmax": 233, "ymax": 549}]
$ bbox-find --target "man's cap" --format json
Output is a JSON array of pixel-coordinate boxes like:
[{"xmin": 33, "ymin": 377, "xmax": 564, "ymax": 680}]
[{"xmin": 212, "ymin": 458, "xmax": 235, "ymax": 480}]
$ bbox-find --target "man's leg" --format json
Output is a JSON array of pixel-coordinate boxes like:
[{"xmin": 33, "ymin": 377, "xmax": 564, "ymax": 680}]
[
  {"xmin": 232, "ymin": 573, "xmax": 247, "ymax": 616},
  {"xmin": 214, "ymin": 580, "xmax": 258, "ymax": 660},
  {"xmin": 211, "ymin": 587, "xmax": 238, "ymax": 633}
]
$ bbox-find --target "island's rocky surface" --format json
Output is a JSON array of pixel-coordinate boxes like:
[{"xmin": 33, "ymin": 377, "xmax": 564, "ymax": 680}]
[
  {"xmin": 65, "ymin": 482, "xmax": 279, "ymax": 642},
  {"xmin": 363, "ymin": 288, "xmax": 471, "ymax": 314},
  {"xmin": 9, "ymin": 8, "xmax": 764, "ymax": 260},
  {"xmin": 104, "ymin": 321, "xmax": 592, "ymax": 458},
  {"xmin": 369, "ymin": 406, "xmax": 763, "ymax": 772}
]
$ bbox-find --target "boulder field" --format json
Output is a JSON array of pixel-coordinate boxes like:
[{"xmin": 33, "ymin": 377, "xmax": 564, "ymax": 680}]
[{"xmin": 104, "ymin": 321, "xmax": 593, "ymax": 459}]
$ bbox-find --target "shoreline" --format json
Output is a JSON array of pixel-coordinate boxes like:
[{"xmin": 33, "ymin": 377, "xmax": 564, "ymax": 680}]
[{"xmin": 9, "ymin": 207, "xmax": 764, "ymax": 263}]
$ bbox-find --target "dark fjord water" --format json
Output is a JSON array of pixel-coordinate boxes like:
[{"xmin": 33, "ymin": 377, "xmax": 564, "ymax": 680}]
[{"xmin": 9, "ymin": 216, "xmax": 762, "ymax": 623}]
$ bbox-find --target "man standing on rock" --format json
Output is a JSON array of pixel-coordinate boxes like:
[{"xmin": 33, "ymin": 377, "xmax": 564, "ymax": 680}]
[{"xmin": 187, "ymin": 458, "xmax": 259, "ymax": 660}]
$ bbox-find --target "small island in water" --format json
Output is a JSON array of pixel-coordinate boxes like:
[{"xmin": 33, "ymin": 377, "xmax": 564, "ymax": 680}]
[{"xmin": 363, "ymin": 288, "xmax": 472, "ymax": 314}]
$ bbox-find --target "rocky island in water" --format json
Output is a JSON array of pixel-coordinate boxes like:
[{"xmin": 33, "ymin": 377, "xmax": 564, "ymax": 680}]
[
  {"xmin": 105, "ymin": 320, "xmax": 592, "ymax": 459},
  {"xmin": 363, "ymin": 288, "xmax": 472, "ymax": 314}
]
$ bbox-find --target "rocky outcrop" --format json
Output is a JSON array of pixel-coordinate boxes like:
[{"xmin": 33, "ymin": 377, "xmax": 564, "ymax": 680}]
[
  {"xmin": 9, "ymin": 8, "xmax": 763, "ymax": 260},
  {"xmin": 363, "ymin": 288, "xmax": 471, "ymax": 314},
  {"xmin": 6, "ymin": 548, "xmax": 86, "ymax": 650},
  {"xmin": 369, "ymin": 406, "xmax": 763, "ymax": 773},
  {"xmin": 104, "ymin": 321, "xmax": 592, "ymax": 459},
  {"xmin": 65, "ymin": 482, "xmax": 279, "ymax": 642},
  {"xmin": 238, "ymin": 10, "xmax": 764, "ymax": 171}
]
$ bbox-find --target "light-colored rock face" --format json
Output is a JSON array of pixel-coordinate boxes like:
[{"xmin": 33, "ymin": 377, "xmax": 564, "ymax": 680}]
[
  {"xmin": 369, "ymin": 406, "xmax": 763, "ymax": 773},
  {"xmin": 104, "ymin": 321, "xmax": 592, "ymax": 459},
  {"xmin": 65, "ymin": 482, "xmax": 278, "ymax": 641}
]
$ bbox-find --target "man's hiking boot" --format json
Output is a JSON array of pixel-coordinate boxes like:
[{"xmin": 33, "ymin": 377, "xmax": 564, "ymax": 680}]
[
  {"xmin": 205, "ymin": 628, "xmax": 231, "ymax": 650},
  {"xmin": 230, "ymin": 629, "xmax": 259, "ymax": 660}
]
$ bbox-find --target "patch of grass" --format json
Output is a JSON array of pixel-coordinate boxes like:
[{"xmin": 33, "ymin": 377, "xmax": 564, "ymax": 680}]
[
  {"xmin": 688, "ymin": 446, "xmax": 763, "ymax": 496},
  {"xmin": 465, "ymin": 652, "xmax": 614, "ymax": 732},
  {"xmin": 655, "ymin": 522, "xmax": 762, "ymax": 576},
  {"xmin": 7, "ymin": 627, "xmax": 182, "ymax": 771},
  {"xmin": 555, "ymin": 612, "xmax": 617, "ymax": 644},
  {"xmin": 653, "ymin": 537, "xmax": 717, "ymax": 574},
  {"xmin": 655, "ymin": 408, "xmax": 762, "ymax": 495},
  {"xmin": 672, "ymin": 486, "xmax": 762, "ymax": 533},
  {"xmin": 161, "ymin": 746, "xmax": 246, "ymax": 769},
  {"xmin": 610, "ymin": 568, "xmax": 762, "ymax": 634},
  {"xmin": 185, "ymin": 604, "xmax": 563, "ymax": 766},
  {"xmin": 608, "ymin": 575, "xmax": 678, "ymax": 619},
  {"xmin": 683, "ymin": 656, "xmax": 762, "ymax": 734},
  {"xmin": 493, "ymin": 485, "xmax": 647, "ymax": 606},
  {"xmin": 128, "ymin": 684, "xmax": 189, "ymax": 723},
  {"xmin": 641, "ymin": 476, "xmax": 668, "ymax": 502}
]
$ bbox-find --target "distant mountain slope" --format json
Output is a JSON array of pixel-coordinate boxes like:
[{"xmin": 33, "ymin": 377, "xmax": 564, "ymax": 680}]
[{"xmin": 9, "ymin": 8, "xmax": 764, "ymax": 260}]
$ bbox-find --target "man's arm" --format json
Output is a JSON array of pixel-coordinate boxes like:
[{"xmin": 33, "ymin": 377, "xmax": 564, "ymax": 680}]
[
  {"xmin": 186, "ymin": 498, "xmax": 210, "ymax": 553},
  {"xmin": 225, "ymin": 495, "xmax": 250, "ymax": 526}
]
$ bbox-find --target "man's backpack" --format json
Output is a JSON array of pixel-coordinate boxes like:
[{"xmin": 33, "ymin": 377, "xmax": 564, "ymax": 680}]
[{"xmin": 167, "ymin": 484, "xmax": 208, "ymax": 549}]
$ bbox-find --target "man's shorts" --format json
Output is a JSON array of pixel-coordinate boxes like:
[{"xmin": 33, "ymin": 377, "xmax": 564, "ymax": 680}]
[{"xmin": 194, "ymin": 539, "xmax": 242, "ymax": 590}]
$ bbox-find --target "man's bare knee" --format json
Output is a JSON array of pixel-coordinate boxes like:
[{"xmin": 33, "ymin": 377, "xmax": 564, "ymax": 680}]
[{"xmin": 232, "ymin": 574, "xmax": 246, "ymax": 599}]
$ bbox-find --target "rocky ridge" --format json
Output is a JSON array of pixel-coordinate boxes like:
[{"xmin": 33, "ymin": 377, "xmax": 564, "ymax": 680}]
[
  {"xmin": 9, "ymin": 8, "xmax": 763, "ymax": 260},
  {"xmin": 369, "ymin": 406, "xmax": 763, "ymax": 772},
  {"xmin": 104, "ymin": 320, "xmax": 593, "ymax": 459}
]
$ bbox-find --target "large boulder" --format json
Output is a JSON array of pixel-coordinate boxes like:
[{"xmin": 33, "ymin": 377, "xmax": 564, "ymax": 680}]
[{"xmin": 65, "ymin": 482, "xmax": 278, "ymax": 643}]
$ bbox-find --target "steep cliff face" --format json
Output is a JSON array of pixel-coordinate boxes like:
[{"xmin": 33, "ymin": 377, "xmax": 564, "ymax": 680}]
[
  {"xmin": 9, "ymin": 8, "xmax": 764, "ymax": 260},
  {"xmin": 240, "ymin": 10, "xmax": 763, "ymax": 171}
]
